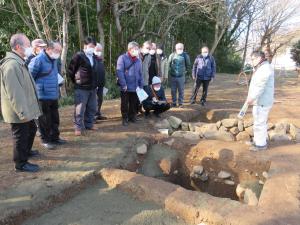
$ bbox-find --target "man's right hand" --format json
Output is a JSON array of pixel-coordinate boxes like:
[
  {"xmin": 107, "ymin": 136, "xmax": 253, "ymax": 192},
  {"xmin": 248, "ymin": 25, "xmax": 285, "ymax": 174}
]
[
  {"xmin": 192, "ymin": 75, "xmax": 196, "ymax": 80},
  {"xmin": 123, "ymin": 86, "xmax": 127, "ymax": 92}
]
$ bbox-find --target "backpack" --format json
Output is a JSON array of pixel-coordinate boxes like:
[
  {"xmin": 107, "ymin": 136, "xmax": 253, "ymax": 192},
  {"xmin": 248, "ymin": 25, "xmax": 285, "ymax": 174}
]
[{"xmin": 169, "ymin": 52, "xmax": 189, "ymax": 70}]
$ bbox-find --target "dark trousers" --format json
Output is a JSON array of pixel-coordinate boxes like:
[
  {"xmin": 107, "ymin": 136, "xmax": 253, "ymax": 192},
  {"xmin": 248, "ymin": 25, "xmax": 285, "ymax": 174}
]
[
  {"xmin": 190, "ymin": 79, "xmax": 211, "ymax": 102},
  {"xmin": 121, "ymin": 91, "xmax": 138, "ymax": 120},
  {"xmin": 96, "ymin": 87, "xmax": 103, "ymax": 116},
  {"xmin": 143, "ymin": 102, "xmax": 170, "ymax": 115},
  {"xmin": 39, "ymin": 100, "xmax": 60, "ymax": 143},
  {"xmin": 11, "ymin": 120, "xmax": 37, "ymax": 167}
]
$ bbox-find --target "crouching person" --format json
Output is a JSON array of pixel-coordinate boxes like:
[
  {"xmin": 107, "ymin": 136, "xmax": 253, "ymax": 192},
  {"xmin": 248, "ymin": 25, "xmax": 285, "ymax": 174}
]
[{"xmin": 143, "ymin": 76, "xmax": 170, "ymax": 118}]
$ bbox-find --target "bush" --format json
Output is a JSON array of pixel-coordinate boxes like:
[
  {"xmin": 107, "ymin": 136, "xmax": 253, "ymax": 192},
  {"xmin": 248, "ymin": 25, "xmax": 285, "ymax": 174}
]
[
  {"xmin": 291, "ymin": 40, "xmax": 300, "ymax": 66},
  {"xmin": 59, "ymin": 94, "xmax": 74, "ymax": 107}
]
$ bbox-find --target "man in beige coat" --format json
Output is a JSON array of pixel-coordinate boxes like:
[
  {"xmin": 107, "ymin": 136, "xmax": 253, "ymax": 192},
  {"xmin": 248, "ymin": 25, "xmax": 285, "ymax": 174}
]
[{"xmin": 0, "ymin": 33, "xmax": 42, "ymax": 172}]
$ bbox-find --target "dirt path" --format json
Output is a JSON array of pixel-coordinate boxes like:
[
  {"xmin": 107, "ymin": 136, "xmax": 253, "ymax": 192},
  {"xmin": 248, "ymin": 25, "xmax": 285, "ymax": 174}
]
[{"xmin": 22, "ymin": 181, "xmax": 188, "ymax": 225}]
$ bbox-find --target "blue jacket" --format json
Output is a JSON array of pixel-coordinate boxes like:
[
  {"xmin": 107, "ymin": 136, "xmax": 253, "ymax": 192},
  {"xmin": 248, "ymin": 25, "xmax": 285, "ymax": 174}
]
[
  {"xmin": 28, "ymin": 50, "xmax": 59, "ymax": 100},
  {"xmin": 192, "ymin": 55, "xmax": 216, "ymax": 80},
  {"xmin": 116, "ymin": 53, "xmax": 144, "ymax": 92}
]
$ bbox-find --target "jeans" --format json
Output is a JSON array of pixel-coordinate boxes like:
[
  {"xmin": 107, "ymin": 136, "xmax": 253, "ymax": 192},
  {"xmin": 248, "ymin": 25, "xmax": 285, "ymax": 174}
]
[
  {"xmin": 253, "ymin": 105, "xmax": 272, "ymax": 146},
  {"xmin": 121, "ymin": 91, "xmax": 138, "ymax": 120},
  {"xmin": 170, "ymin": 76, "xmax": 185, "ymax": 105},
  {"xmin": 74, "ymin": 89, "xmax": 97, "ymax": 131},
  {"xmin": 38, "ymin": 100, "xmax": 60, "ymax": 143},
  {"xmin": 95, "ymin": 87, "xmax": 104, "ymax": 116},
  {"xmin": 190, "ymin": 79, "xmax": 211, "ymax": 103},
  {"xmin": 10, "ymin": 120, "xmax": 37, "ymax": 167}
]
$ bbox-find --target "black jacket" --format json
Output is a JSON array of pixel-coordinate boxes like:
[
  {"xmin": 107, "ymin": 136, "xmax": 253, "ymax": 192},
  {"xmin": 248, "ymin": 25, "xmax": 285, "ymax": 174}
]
[
  {"xmin": 68, "ymin": 51, "xmax": 96, "ymax": 90},
  {"xmin": 93, "ymin": 56, "xmax": 105, "ymax": 88}
]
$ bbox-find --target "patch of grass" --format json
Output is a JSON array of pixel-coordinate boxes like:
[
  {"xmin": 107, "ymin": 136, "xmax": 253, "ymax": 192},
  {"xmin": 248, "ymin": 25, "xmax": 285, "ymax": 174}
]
[{"xmin": 59, "ymin": 94, "xmax": 74, "ymax": 107}]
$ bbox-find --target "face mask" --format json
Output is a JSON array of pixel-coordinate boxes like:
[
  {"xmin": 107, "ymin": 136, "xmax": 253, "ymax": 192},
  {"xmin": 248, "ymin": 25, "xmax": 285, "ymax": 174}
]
[
  {"xmin": 153, "ymin": 85, "xmax": 161, "ymax": 91},
  {"xmin": 149, "ymin": 49, "xmax": 156, "ymax": 55},
  {"xmin": 202, "ymin": 53, "xmax": 208, "ymax": 58},
  {"xmin": 176, "ymin": 49, "xmax": 183, "ymax": 55},
  {"xmin": 23, "ymin": 46, "xmax": 33, "ymax": 58},
  {"xmin": 85, "ymin": 47, "xmax": 95, "ymax": 55},
  {"xmin": 131, "ymin": 49, "xmax": 139, "ymax": 57},
  {"xmin": 142, "ymin": 48, "xmax": 149, "ymax": 55},
  {"xmin": 50, "ymin": 53, "xmax": 60, "ymax": 60},
  {"xmin": 94, "ymin": 51, "xmax": 102, "ymax": 57},
  {"xmin": 156, "ymin": 49, "xmax": 163, "ymax": 55}
]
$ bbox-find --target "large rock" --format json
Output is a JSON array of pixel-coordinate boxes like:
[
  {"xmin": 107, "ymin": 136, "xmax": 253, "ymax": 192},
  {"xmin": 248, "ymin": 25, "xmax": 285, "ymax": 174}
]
[
  {"xmin": 221, "ymin": 119, "xmax": 238, "ymax": 128},
  {"xmin": 244, "ymin": 119, "xmax": 253, "ymax": 128},
  {"xmin": 269, "ymin": 131, "xmax": 292, "ymax": 142},
  {"xmin": 230, "ymin": 127, "xmax": 240, "ymax": 135},
  {"xmin": 236, "ymin": 131, "xmax": 251, "ymax": 141},
  {"xmin": 244, "ymin": 188, "xmax": 258, "ymax": 206},
  {"xmin": 289, "ymin": 124, "xmax": 300, "ymax": 140},
  {"xmin": 245, "ymin": 126, "xmax": 254, "ymax": 137},
  {"xmin": 155, "ymin": 119, "xmax": 171, "ymax": 129},
  {"xmin": 167, "ymin": 116, "xmax": 182, "ymax": 129},
  {"xmin": 159, "ymin": 158, "xmax": 178, "ymax": 175},
  {"xmin": 136, "ymin": 143, "xmax": 147, "ymax": 155},
  {"xmin": 238, "ymin": 120, "xmax": 244, "ymax": 132},
  {"xmin": 195, "ymin": 123, "xmax": 218, "ymax": 135},
  {"xmin": 188, "ymin": 122, "xmax": 207, "ymax": 132},
  {"xmin": 171, "ymin": 131, "xmax": 201, "ymax": 141},
  {"xmin": 274, "ymin": 122, "xmax": 289, "ymax": 135},
  {"xmin": 203, "ymin": 130, "xmax": 235, "ymax": 142},
  {"xmin": 181, "ymin": 122, "xmax": 190, "ymax": 131},
  {"xmin": 218, "ymin": 170, "xmax": 231, "ymax": 179}
]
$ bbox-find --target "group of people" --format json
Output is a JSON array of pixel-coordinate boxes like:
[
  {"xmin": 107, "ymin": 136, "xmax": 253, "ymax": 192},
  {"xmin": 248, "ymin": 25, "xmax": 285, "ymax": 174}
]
[{"xmin": 0, "ymin": 32, "xmax": 274, "ymax": 173}]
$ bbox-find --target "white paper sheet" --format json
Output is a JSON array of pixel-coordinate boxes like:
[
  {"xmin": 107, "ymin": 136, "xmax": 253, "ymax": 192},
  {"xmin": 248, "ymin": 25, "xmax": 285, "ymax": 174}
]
[
  {"xmin": 136, "ymin": 87, "xmax": 148, "ymax": 103},
  {"xmin": 57, "ymin": 73, "xmax": 64, "ymax": 85}
]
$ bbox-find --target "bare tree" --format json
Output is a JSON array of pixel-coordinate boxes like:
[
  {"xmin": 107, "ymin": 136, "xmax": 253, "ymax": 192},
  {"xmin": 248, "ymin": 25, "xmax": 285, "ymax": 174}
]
[{"xmin": 251, "ymin": 0, "xmax": 300, "ymax": 61}]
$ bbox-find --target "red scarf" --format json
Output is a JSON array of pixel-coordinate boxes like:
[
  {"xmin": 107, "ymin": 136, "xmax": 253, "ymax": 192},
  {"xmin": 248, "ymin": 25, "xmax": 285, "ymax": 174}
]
[{"xmin": 128, "ymin": 51, "xmax": 137, "ymax": 61}]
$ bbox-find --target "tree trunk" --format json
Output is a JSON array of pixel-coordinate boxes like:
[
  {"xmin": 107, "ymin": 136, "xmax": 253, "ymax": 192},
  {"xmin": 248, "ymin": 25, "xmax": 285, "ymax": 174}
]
[
  {"xmin": 96, "ymin": 0, "xmax": 105, "ymax": 53},
  {"xmin": 75, "ymin": 0, "xmax": 84, "ymax": 49},
  {"xmin": 27, "ymin": 0, "xmax": 44, "ymax": 38},
  {"xmin": 242, "ymin": 13, "xmax": 252, "ymax": 68},
  {"xmin": 60, "ymin": 2, "xmax": 72, "ymax": 96}
]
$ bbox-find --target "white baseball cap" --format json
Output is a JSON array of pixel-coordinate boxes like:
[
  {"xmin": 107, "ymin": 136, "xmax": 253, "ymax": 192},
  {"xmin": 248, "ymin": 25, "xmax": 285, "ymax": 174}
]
[{"xmin": 152, "ymin": 76, "xmax": 161, "ymax": 85}]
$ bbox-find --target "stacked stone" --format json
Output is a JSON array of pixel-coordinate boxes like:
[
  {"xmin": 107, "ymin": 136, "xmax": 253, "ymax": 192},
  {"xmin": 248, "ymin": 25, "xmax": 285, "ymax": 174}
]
[{"xmin": 155, "ymin": 116, "xmax": 300, "ymax": 143}]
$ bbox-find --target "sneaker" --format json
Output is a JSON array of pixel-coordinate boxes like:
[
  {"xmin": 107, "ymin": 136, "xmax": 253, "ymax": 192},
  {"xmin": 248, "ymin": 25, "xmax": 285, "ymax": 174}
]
[
  {"xmin": 171, "ymin": 103, "xmax": 177, "ymax": 108},
  {"xmin": 201, "ymin": 100, "xmax": 206, "ymax": 106},
  {"xmin": 178, "ymin": 104, "xmax": 183, "ymax": 108},
  {"xmin": 41, "ymin": 142, "xmax": 56, "ymax": 150},
  {"xmin": 249, "ymin": 145, "xmax": 268, "ymax": 152},
  {"xmin": 52, "ymin": 138, "xmax": 67, "ymax": 145},
  {"xmin": 190, "ymin": 101, "xmax": 196, "ymax": 105},
  {"xmin": 15, "ymin": 162, "xmax": 40, "ymax": 173},
  {"xmin": 28, "ymin": 150, "xmax": 40, "ymax": 157},
  {"xmin": 95, "ymin": 115, "xmax": 107, "ymax": 120}
]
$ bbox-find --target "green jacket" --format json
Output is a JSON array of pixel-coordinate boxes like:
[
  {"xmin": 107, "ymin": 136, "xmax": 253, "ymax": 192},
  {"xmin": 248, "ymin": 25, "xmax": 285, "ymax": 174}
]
[
  {"xmin": 0, "ymin": 52, "xmax": 41, "ymax": 123},
  {"xmin": 167, "ymin": 52, "xmax": 191, "ymax": 78}
]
